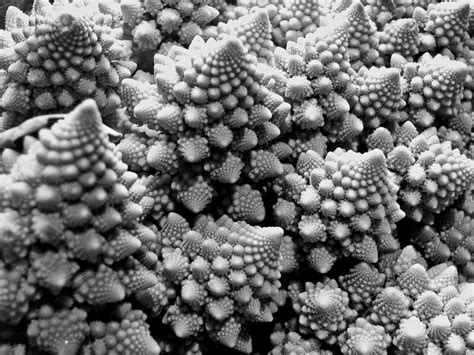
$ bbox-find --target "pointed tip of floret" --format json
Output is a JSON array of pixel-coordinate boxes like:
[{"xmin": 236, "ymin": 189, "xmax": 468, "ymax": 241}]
[
  {"xmin": 167, "ymin": 212, "xmax": 187, "ymax": 223},
  {"xmin": 55, "ymin": 6, "xmax": 91, "ymax": 29},
  {"xmin": 252, "ymin": 9, "xmax": 270, "ymax": 24},
  {"xmin": 58, "ymin": 12, "xmax": 75, "ymax": 26},
  {"xmin": 260, "ymin": 226, "xmax": 284, "ymax": 249},
  {"xmin": 453, "ymin": 0, "xmax": 470, "ymax": 13},
  {"xmin": 366, "ymin": 149, "xmax": 386, "ymax": 168},
  {"xmin": 218, "ymin": 36, "xmax": 245, "ymax": 58},
  {"xmin": 316, "ymin": 293, "xmax": 334, "ymax": 310},
  {"xmin": 347, "ymin": 0, "xmax": 366, "ymax": 16},
  {"xmin": 450, "ymin": 61, "xmax": 468, "ymax": 81},
  {"xmin": 68, "ymin": 99, "xmax": 103, "ymax": 127},
  {"xmin": 385, "ymin": 67, "xmax": 400, "ymax": 83}
]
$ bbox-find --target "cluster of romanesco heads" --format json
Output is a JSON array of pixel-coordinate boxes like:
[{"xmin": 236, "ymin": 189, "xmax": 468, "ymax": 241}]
[{"xmin": 0, "ymin": 0, "xmax": 473, "ymax": 354}]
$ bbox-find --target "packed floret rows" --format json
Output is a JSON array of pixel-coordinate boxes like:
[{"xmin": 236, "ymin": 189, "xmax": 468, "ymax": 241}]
[
  {"xmin": 0, "ymin": 0, "xmax": 473, "ymax": 353},
  {"xmin": 0, "ymin": 99, "xmax": 161, "ymax": 353},
  {"xmin": 0, "ymin": 0, "xmax": 136, "ymax": 130},
  {"xmin": 117, "ymin": 31, "xmax": 289, "ymax": 223}
]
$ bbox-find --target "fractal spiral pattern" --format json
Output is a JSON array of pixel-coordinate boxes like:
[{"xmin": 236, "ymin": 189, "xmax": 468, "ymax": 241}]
[{"xmin": 0, "ymin": 0, "xmax": 473, "ymax": 353}]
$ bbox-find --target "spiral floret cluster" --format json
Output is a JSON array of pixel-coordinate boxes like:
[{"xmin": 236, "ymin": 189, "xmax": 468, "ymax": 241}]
[{"xmin": 0, "ymin": 0, "xmax": 472, "ymax": 353}]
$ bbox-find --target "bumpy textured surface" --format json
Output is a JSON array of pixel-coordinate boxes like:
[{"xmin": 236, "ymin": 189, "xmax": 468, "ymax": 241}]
[
  {"xmin": 0, "ymin": 100, "xmax": 160, "ymax": 353},
  {"xmin": 292, "ymin": 279, "xmax": 358, "ymax": 344},
  {"xmin": 0, "ymin": 0, "xmax": 473, "ymax": 353},
  {"xmin": 118, "ymin": 34, "xmax": 289, "ymax": 223},
  {"xmin": 0, "ymin": 0, "xmax": 33, "ymax": 29},
  {"xmin": 120, "ymin": 0, "xmax": 220, "ymax": 70},
  {"xmin": 160, "ymin": 213, "xmax": 283, "ymax": 351},
  {"xmin": 0, "ymin": 0, "xmax": 136, "ymax": 130},
  {"xmin": 214, "ymin": 10, "xmax": 275, "ymax": 64}
]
